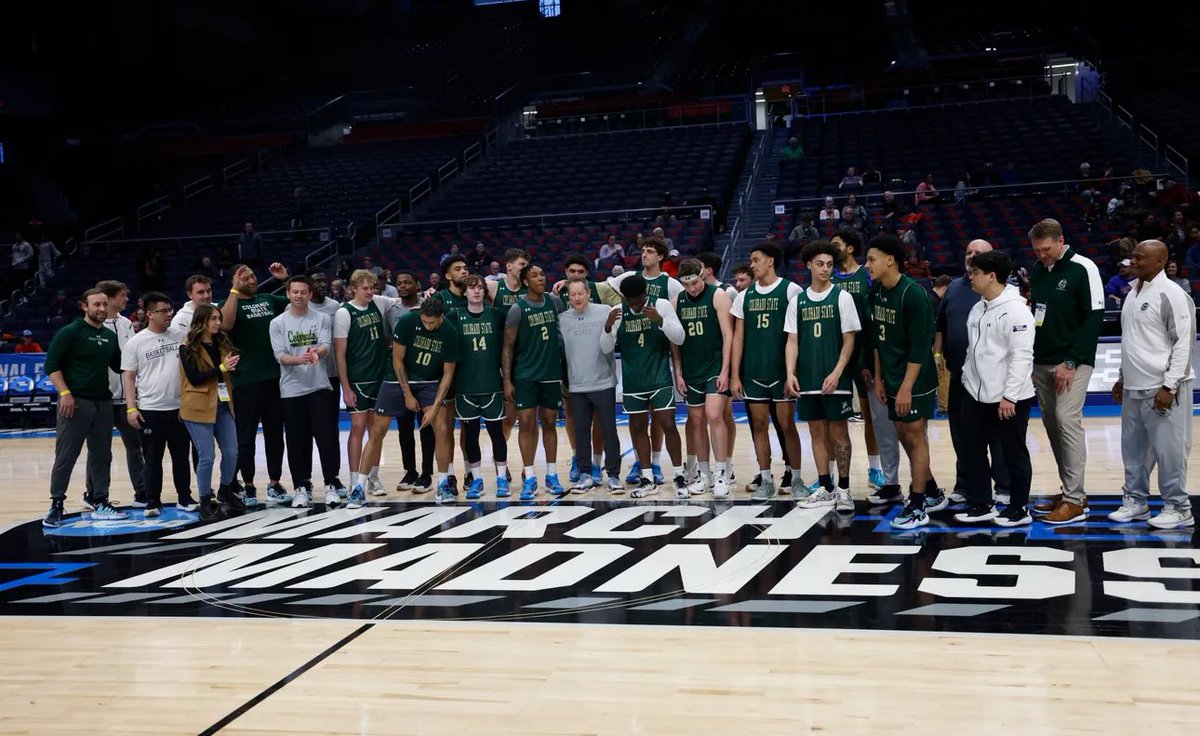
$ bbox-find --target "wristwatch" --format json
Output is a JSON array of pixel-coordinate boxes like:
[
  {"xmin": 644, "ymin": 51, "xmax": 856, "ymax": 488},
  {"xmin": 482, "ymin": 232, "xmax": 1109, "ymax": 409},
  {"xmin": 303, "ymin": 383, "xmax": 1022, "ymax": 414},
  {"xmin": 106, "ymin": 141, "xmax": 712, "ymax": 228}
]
[
  {"xmin": 1063, "ymin": 360, "xmax": 1077, "ymax": 370},
  {"xmin": 1162, "ymin": 385, "xmax": 1177, "ymax": 395}
]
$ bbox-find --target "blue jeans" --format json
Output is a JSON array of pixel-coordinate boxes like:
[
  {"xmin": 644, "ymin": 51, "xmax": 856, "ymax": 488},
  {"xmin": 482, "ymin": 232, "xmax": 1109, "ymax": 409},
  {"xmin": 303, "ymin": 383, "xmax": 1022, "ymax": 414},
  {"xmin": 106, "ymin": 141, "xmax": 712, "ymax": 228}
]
[{"xmin": 184, "ymin": 403, "xmax": 238, "ymax": 498}]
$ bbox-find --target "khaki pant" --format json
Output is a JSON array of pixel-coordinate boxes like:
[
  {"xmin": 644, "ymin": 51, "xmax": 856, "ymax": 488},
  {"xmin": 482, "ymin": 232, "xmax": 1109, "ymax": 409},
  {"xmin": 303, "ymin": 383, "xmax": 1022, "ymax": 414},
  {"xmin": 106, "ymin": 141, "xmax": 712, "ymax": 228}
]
[{"xmin": 1031, "ymin": 363, "xmax": 1092, "ymax": 505}]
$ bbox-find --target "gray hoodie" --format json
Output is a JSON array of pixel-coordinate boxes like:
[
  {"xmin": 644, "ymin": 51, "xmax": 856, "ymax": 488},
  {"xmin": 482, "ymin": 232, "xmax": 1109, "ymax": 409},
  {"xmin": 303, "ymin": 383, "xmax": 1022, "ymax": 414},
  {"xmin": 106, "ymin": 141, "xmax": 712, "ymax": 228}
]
[{"xmin": 560, "ymin": 303, "xmax": 617, "ymax": 392}]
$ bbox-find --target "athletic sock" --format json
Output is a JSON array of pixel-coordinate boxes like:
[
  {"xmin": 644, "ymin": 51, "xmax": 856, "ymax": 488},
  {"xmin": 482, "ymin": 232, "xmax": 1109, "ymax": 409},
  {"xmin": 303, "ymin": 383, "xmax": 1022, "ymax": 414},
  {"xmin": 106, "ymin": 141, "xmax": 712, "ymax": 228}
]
[
  {"xmin": 523, "ymin": 465, "xmax": 536, "ymax": 480},
  {"xmin": 591, "ymin": 454, "xmax": 602, "ymax": 468},
  {"xmin": 686, "ymin": 454, "xmax": 697, "ymax": 473},
  {"xmin": 368, "ymin": 466, "xmax": 380, "ymax": 481},
  {"xmin": 925, "ymin": 478, "xmax": 941, "ymax": 495},
  {"xmin": 868, "ymin": 454, "xmax": 881, "ymax": 471},
  {"xmin": 761, "ymin": 469, "xmax": 774, "ymax": 484},
  {"xmin": 651, "ymin": 451, "xmax": 662, "ymax": 467},
  {"xmin": 819, "ymin": 474, "xmax": 834, "ymax": 492},
  {"xmin": 438, "ymin": 473, "xmax": 448, "ymax": 486},
  {"xmin": 838, "ymin": 475, "xmax": 850, "ymax": 490},
  {"xmin": 495, "ymin": 462, "xmax": 508, "ymax": 477},
  {"xmin": 545, "ymin": 462, "xmax": 556, "ymax": 477},
  {"xmin": 351, "ymin": 471, "xmax": 362, "ymax": 487},
  {"xmin": 715, "ymin": 461, "xmax": 728, "ymax": 477},
  {"xmin": 698, "ymin": 461, "xmax": 710, "ymax": 474}
]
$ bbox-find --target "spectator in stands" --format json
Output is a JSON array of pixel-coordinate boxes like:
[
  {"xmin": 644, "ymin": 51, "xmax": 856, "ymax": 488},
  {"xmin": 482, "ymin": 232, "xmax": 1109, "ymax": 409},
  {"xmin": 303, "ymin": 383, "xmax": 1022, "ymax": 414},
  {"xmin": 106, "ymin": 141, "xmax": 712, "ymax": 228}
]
[
  {"xmin": 329, "ymin": 279, "xmax": 346, "ymax": 303},
  {"xmin": 10, "ymin": 233, "xmax": 33, "ymax": 290},
  {"xmin": 663, "ymin": 248, "xmax": 681, "ymax": 278},
  {"xmin": 428, "ymin": 272, "xmax": 442, "ymax": 291},
  {"xmin": 380, "ymin": 270, "xmax": 398, "ymax": 298},
  {"xmin": 915, "ymin": 174, "xmax": 942, "ymax": 207},
  {"xmin": 47, "ymin": 289, "xmax": 70, "ymax": 322},
  {"xmin": 1105, "ymin": 259, "xmax": 1134, "ymax": 307},
  {"xmin": 841, "ymin": 194, "xmax": 868, "ymax": 231},
  {"xmin": 37, "ymin": 235, "xmax": 60, "ymax": 280},
  {"xmin": 819, "ymin": 197, "xmax": 841, "ymax": 222},
  {"xmin": 1166, "ymin": 261, "xmax": 1191, "ymax": 294},
  {"xmin": 1099, "ymin": 161, "xmax": 1116, "ymax": 191},
  {"xmin": 1185, "ymin": 233, "xmax": 1200, "ymax": 276},
  {"xmin": 440, "ymin": 243, "xmax": 460, "ymax": 266},
  {"xmin": 290, "ymin": 187, "xmax": 312, "ymax": 230},
  {"xmin": 839, "ymin": 167, "xmax": 863, "ymax": 192},
  {"xmin": 468, "ymin": 242, "xmax": 490, "ymax": 273},
  {"xmin": 903, "ymin": 246, "xmax": 931, "ymax": 279},
  {"xmin": 657, "ymin": 191, "xmax": 676, "ymax": 223},
  {"xmin": 1165, "ymin": 210, "xmax": 1188, "ymax": 257},
  {"xmin": 336, "ymin": 259, "xmax": 353, "ymax": 283},
  {"xmin": 1079, "ymin": 163, "xmax": 1101, "ymax": 203},
  {"xmin": 362, "ymin": 256, "xmax": 382, "ymax": 278},
  {"xmin": 781, "ymin": 137, "xmax": 804, "ymax": 161},
  {"xmin": 15, "ymin": 330, "xmax": 43, "ymax": 353},
  {"xmin": 976, "ymin": 161, "xmax": 1002, "ymax": 187},
  {"xmin": 788, "ymin": 214, "xmax": 818, "ymax": 243},
  {"xmin": 954, "ymin": 171, "xmax": 978, "ymax": 204},
  {"xmin": 239, "ymin": 223, "xmax": 266, "ymax": 268},
  {"xmin": 215, "ymin": 245, "xmax": 234, "ymax": 275},
  {"xmin": 486, "ymin": 261, "xmax": 502, "ymax": 281},
  {"xmin": 138, "ymin": 245, "xmax": 166, "ymax": 292},
  {"xmin": 597, "ymin": 235, "xmax": 624, "ymax": 269},
  {"xmin": 898, "ymin": 225, "xmax": 919, "ymax": 250},
  {"xmin": 653, "ymin": 226, "xmax": 675, "ymax": 252},
  {"xmin": 1156, "ymin": 179, "xmax": 1193, "ymax": 211},
  {"xmin": 881, "ymin": 190, "xmax": 902, "ymax": 223},
  {"xmin": 192, "ymin": 256, "xmax": 217, "ymax": 280}
]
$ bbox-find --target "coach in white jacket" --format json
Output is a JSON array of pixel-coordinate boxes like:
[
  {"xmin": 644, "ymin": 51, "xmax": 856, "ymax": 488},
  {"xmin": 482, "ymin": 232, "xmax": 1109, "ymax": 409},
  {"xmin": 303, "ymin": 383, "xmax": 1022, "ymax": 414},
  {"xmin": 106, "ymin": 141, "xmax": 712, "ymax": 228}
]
[
  {"xmin": 1109, "ymin": 240, "xmax": 1195, "ymax": 530},
  {"xmin": 956, "ymin": 251, "xmax": 1036, "ymax": 527}
]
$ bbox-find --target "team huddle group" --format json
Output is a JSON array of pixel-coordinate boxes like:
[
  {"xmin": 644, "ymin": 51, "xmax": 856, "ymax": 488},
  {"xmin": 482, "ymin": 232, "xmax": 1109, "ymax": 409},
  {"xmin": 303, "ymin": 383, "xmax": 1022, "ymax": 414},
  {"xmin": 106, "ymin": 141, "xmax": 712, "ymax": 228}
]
[{"xmin": 38, "ymin": 218, "xmax": 1195, "ymax": 531}]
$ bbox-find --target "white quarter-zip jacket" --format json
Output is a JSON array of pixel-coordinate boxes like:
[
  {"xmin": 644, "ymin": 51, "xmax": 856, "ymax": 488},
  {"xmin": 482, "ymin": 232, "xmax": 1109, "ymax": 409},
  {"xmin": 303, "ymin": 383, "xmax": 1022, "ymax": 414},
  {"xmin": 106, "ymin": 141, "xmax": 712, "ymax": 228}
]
[
  {"xmin": 962, "ymin": 285, "xmax": 1036, "ymax": 404},
  {"xmin": 1119, "ymin": 270, "xmax": 1196, "ymax": 391}
]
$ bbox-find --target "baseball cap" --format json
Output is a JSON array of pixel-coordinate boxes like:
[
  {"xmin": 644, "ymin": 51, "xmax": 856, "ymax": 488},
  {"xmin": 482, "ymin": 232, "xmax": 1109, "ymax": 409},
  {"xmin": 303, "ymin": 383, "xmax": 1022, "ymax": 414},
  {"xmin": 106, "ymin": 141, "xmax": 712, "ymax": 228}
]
[
  {"xmin": 1119, "ymin": 258, "xmax": 1131, "ymax": 267},
  {"xmin": 668, "ymin": 248, "xmax": 680, "ymax": 257},
  {"xmin": 22, "ymin": 329, "xmax": 32, "ymax": 337}
]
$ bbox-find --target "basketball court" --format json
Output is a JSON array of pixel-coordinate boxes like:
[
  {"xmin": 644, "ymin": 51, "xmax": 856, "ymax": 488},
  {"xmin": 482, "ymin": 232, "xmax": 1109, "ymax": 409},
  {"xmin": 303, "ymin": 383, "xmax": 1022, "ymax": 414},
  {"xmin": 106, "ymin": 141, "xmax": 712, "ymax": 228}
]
[{"xmin": 1, "ymin": 415, "xmax": 1197, "ymax": 735}]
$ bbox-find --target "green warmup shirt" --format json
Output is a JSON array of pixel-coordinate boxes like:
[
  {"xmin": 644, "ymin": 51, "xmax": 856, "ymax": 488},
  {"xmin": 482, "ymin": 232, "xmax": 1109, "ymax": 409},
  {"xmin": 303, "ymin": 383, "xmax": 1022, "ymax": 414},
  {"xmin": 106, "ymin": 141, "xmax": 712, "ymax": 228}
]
[
  {"xmin": 223, "ymin": 293, "xmax": 289, "ymax": 386},
  {"xmin": 495, "ymin": 280, "xmax": 527, "ymax": 309},
  {"xmin": 676, "ymin": 283, "xmax": 724, "ymax": 384},
  {"xmin": 44, "ymin": 318, "xmax": 122, "ymax": 400},
  {"xmin": 832, "ymin": 264, "xmax": 872, "ymax": 371},
  {"xmin": 731, "ymin": 277, "xmax": 802, "ymax": 383},
  {"xmin": 393, "ymin": 310, "xmax": 460, "ymax": 382},
  {"xmin": 867, "ymin": 274, "xmax": 937, "ymax": 396},
  {"xmin": 506, "ymin": 293, "xmax": 564, "ymax": 383},
  {"xmin": 452, "ymin": 306, "xmax": 506, "ymax": 394},
  {"xmin": 615, "ymin": 303, "xmax": 673, "ymax": 393},
  {"xmin": 784, "ymin": 285, "xmax": 862, "ymax": 393},
  {"xmin": 335, "ymin": 298, "xmax": 393, "ymax": 384}
]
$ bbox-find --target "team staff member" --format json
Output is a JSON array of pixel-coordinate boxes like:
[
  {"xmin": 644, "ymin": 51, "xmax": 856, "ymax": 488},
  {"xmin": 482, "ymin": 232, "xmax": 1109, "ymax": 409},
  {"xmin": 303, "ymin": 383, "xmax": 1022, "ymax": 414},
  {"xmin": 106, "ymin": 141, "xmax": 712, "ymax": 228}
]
[
  {"xmin": 42, "ymin": 288, "xmax": 128, "ymax": 528},
  {"xmin": 94, "ymin": 280, "xmax": 146, "ymax": 509},
  {"xmin": 220, "ymin": 261, "xmax": 291, "ymax": 506},
  {"xmin": 1027, "ymin": 218, "xmax": 1105, "ymax": 524},
  {"xmin": 180, "ymin": 304, "xmax": 243, "ymax": 521},
  {"xmin": 865, "ymin": 235, "xmax": 944, "ymax": 529},
  {"xmin": 954, "ymin": 251, "xmax": 1036, "ymax": 527},
  {"xmin": 123, "ymin": 292, "xmax": 196, "ymax": 516},
  {"xmin": 1109, "ymin": 240, "xmax": 1196, "ymax": 530},
  {"xmin": 170, "ymin": 274, "xmax": 214, "ymax": 338},
  {"xmin": 270, "ymin": 276, "xmax": 336, "ymax": 509}
]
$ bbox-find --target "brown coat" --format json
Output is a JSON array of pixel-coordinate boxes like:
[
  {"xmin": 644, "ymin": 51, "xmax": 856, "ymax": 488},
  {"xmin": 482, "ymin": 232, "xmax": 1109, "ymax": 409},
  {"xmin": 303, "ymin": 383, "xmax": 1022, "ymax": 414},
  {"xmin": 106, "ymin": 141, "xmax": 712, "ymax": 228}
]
[{"xmin": 179, "ymin": 341, "xmax": 236, "ymax": 423}]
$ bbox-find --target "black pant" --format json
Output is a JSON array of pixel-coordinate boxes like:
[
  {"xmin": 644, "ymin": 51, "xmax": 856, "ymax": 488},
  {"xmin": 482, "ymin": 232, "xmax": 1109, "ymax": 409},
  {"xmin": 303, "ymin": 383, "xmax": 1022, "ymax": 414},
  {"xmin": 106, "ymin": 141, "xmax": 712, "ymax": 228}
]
[
  {"xmin": 138, "ymin": 409, "xmax": 193, "ymax": 503},
  {"xmin": 569, "ymin": 388, "xmax": 621, "ymax": 476},
  {"xmin": 282, "ymin": 390, "xmax": 340, "ymax": 488},
  {"xmin": 959, "ymin": 392, "xmax": 1033, "ymax": 508},
  {"xmin": 462, "ymin": 418, "xmax": 507, "ymax": 469},
  {"xmin": 87, "ymin": 402, "xmax": 145, "ymax": 499},
  {"xmin": 948, "ymin": 373, "xmax": 1010, "ymax": 494},
  {"xmin": 233, "ymin": 378, "xmax": 285, "ymax": 484},
  {"xmin": 396, "ymin": 410, "xmax": 434, "ymax": 476}
]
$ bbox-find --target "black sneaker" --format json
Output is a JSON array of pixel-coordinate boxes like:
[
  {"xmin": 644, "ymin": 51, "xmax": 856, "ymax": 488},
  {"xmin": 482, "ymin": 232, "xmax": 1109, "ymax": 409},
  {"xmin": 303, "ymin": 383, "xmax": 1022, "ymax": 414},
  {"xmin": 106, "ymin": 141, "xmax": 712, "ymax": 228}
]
[
  {"xmin": 412, "ymin": 473, "xmax": 433, "ymax": 493},
  {"xmin": 780, "ymin": 469, "xmax": 793, "ymax": 489},
  {"xmin": 954, "ymin": 503, "xmax": 998, "ymax": 523},
  {"xmin": 176, "ymin": 493, "xmax": 200, "ymax": 512},
  {"xmin": 43, "ymin": 501, "xmax": 64, "ymax": 528},
  {"xmin": 867, "ymin": 484, "xmax": 903, "ymax": 505},
  {"xmin": 218, "ymin": 483, "xmax": 247, "ymax": 512},
  {"xmin": 396, "ymin": 469, "xmax": 420, "ymax": 491},
  {"xmin": 242, "ymin": 482, "xmax": 259, "ymax": 508},
  {"xmin": 995, "ymin": 505, "xmax": 1033, "ymax": 527},
  {"xmin": 446, "ymin": 475, "xmax": 459, "ymax": 496},
  {"xmin": 199, "ymin": 497, "xmax": 220, "ymax": 521}
]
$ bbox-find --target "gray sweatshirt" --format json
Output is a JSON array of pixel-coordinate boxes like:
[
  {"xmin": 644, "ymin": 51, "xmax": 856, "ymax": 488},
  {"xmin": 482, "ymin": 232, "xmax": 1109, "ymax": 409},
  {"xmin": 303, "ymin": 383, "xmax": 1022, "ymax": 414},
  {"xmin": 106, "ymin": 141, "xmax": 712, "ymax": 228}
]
[
  {"xmin": 560, "ymin": 303, "xmax": 617, "ymax": 392},
  {"xmin": 269, "ymin": 308, "xmax": 333, "ymax": 399}
]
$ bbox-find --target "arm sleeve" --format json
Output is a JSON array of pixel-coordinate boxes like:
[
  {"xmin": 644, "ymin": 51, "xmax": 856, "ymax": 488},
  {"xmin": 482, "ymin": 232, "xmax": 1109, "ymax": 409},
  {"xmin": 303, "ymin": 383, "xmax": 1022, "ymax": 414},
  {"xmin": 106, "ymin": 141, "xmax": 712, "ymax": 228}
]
[
  {"xmin": 1070, "ymin": 261, "xmax": 1106, "ymax": 365},
  {"xmin": 180, "ymin": 346, "xmax": 219, "ymax": 385},
  {"xmin": 333, "ymin": 308, "xmax": 351, "ymax": 339},
  {"xmin": 783, "ymin": 294, "xmax": 799, "ymax": 334},
  {"xmin": 1162, "ymin": 288, "xmax": 1196, "ymax": 390},
  {"xmin": 838, "ymin": 290, "xmax": 862, "ymax": 332},
  {"xmin": 1004, "ymin": 309, "xmax": 1036, "ymax": 401},
  {"xmin": 905, "ymin": 286, "xmax": 934, "ymax": 364},
  {"xmin": 599, "ymin": 307, "xmax": 621, "ymax": 354},
  {"xmin": 657, "ymin": 299, "xmax": 685, "ymax": 345},
  {"xmin": 270, "ymin": 319, "xmax": 288, "ymax": 363},
  {"xmin": 43, "ymin": 325, "xmax": 71, "ymax": 375},
  {"xmin": 729, "ymin": 290, "xmax": 746, "ymax": 319},
  {"xmin": 606, "ymin": 270, "xmax": 632, "ymax": 292}
]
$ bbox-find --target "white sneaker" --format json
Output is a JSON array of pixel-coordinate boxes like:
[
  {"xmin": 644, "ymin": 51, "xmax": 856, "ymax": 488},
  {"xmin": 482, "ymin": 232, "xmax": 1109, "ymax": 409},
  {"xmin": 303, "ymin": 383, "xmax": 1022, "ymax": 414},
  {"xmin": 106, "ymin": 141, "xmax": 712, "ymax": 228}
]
[
  {"xmin": 292, "ymin": 486, "xmax": 311, "ymax": 508},
  {"xmin": 687, "ymin": 472, "xmax": 710, "ymax": 496},
  {"xmin": 606, "ymin": 476, "xmax": 625, "ymax": 495},
  {"xmin": 948, "ymin": 491, "xmax": 968, "ymax": 504},
  {"xmin": 367, "ymin": 478, "xmax": 387, "ymax": 497},
  {"xmin": 1108, "ymin": 501, "xmax": 1151, "ymax": 523},
  {"xmin": 324, "ymin": 487, "xmax": 341, "ymax": 507},
  {"xmin": 1148, "ymin": 507, "xmax": 1194, "ymax": 529},
  {"xmin": 570, "ymin": 478, "xmax": 595, "ymax": 495},
  {"xmin": 799, "ymin": 488, "xmax": 836, "ymax": 509},
  {"xmin": 712, "ymin": 475, "xmax": 729, "ymax": 499},
  {"xmin": 835, "ymin": 488, "xmax": 855, "ymax": 512},
  {"xmin": 673, "ymin": 474, "xmax": 690, "ymax": 500}
]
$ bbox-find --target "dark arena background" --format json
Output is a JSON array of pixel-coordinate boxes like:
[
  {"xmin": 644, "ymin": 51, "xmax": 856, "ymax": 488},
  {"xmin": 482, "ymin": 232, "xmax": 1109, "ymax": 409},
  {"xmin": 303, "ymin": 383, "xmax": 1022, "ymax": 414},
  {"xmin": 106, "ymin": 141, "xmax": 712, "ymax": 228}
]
[{"xmin": 0, "ymin": 1, "xmax": 1198, "ymax": 734}]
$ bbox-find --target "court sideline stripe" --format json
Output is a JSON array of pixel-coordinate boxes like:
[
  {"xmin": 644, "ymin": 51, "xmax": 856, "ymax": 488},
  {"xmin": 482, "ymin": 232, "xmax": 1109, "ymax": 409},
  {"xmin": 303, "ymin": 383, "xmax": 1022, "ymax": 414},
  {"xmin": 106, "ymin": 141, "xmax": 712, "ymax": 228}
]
[{"xmin": 198, "ymin": 622, "xmax": 375, "ymax": 735}]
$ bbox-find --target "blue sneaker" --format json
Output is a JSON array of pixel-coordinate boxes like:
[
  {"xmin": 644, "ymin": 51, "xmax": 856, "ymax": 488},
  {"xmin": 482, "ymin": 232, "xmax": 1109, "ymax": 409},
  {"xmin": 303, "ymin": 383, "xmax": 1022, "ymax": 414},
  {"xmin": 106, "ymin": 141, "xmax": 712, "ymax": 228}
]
[
  {"xmin": 569, "ymin": 456, "xmax": 581, "ymax": 483},
  {"xmin": 520, "ymin": 476, "xmax": 538, "ymax": 501},
  {"xmin": 346, "ymin": 483, "xmax": 366, "ymax": 509},
  {"xmin": 436, "ymin": 476, "xmax": 457, "ymax": 503},
  {"xmin": 868, "ymin": 468, "xmax": 886, "ymax": 491},
  {"xmin": 465, "ymin": 476, "xmax": 484, "ymax": 500},
  {"xmin": 266, "ymin": 482, "xmax": 293, "ymax": 506},
  {"xmin": 546, "ymin": 473, "xmax": 566, "ymax": 497},
  {"xmin": 590, "ymin": 466, "xmax": 603, "ymax": 485},
  {"xmin": 625, "ymin": 461, "xmax": 642, "ymax": 485},
  {"xmin": 890, "ymin": 498, "xmax": 929, "ymax": 530},
  {"xmin": 652, "ymin": 464, "xmax": 665, "ymax": 486},
  {"xmin": 496, "ymin": 476, "xmax": 511, "ymax": 498}
]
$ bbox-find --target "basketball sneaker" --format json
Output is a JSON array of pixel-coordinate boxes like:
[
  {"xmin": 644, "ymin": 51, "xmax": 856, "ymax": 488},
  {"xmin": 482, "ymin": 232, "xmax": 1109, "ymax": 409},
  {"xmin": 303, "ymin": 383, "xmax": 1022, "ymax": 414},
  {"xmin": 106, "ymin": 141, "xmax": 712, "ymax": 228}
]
[
  {"xmin": 346, "ymin": 483, "xmax": 366, "ymax": 509},
  {"xmin": 569, "ymin": 456, "xmax": 581, "ymax": 483},
  {"xmin": 546, "ymin": 474, "xmax": 566, "ymax": 497},
  {"xmin": 890, "ymin": 499, "xmax": 928, "ymax": 529},
  {"xmin": 367, "ymin": 477, "xmax": 387, "ymax": 497},
  {"xmin": 436, "ymin": 476, "xmax": 457, "ymax": 503},
  {"xmin": 674, "ymin": 474, "xmax": 690, "ymax": 499},
  {"xmin": 867, "ymin": 484, "xmax": 903, "ymax": 505},
  {"xmin": 867, "ymin": 468, "xmax": 886, "ymax": 492},
  {"xmin": 631, "ymin": 477, "xmax": 658, "ymax": 499},
  {"xmin": 712, "ymin": 475, "xmax": 729, "ymax": 499},
  {"xmin": 199, "ymin": 496, "xmax": 220, "ymax": 521},
  {"xmin": 607, "ymin": 475, "xmax": 625, "ymax": 495},
  {"xmin": 791, "ymin": 475, "xmax": 812, "ymax": 500},
  {"xmin": 1148, "ymin": 507, "xmax": 1194, "ymax": 529},
  {"xmin": 625, "ymin": 462, "xmax": 642, "ymax": 485},
  {"xmin": 570, "ymin": 477, "xmax": 595, "ymax": 495},
  {"xmin": 750, "ymin": 479, "xmax": 777, "ymax": 501},
  {"xmin": 780, "ymin": 469, "xmax": 793, "ymax": 490},
  {"xmin": 81, "ymin": 493, "xmax": 123, "ymax": 511},
  {"xmin": 292, "ymin": 485, "xmax": 311, "ymax": 508},
  {"xmin": 687, "ymin": 472, "xmax": 711, "ymax": 496},
  {"xmin": 924, "ymin": 489, "xmax": 949, "ymax": 513},
  {"xmin": 651, "ymin": 464, "xmax": 665, "ymax": 486},
  {"xmin": 144, "ymin": 500, "xmax": 162, "ymax": 518},
  {"xmin": 994, "ymin": 491, "xmax": 1011, "ymax": 506},
  {"xmin": 948, "ymin": 491, "xmax": 968, "ymax": 504},
  {"xmin": 954, "ymin": 504, "xmax": 997, "ymax": 523},
  {"xmin": 324, "ymin": 485, "xmax": 341, "ymax": 507},
  {"xmin": 995, "ymin": 505, "xmax": 1032, "ymax": 527},
  {"xmin": 242, "ymin": 483, "xmax": 259, "ymax": 508},
  {"xmin": 520, "ymin": 477, "xmax": 538, "ymax": 501},
  {"xmin": 799, "ymin": 488, "xmax": 836, "ymax": 509},
  {"xmin": 43, "ymin": 501, "xmax": 64, "ymax": 528},
  {"xmin": 396, "ymin": 470, "xmax": 419, "ymax": 492},
  {"xmin": 412, "ymin": 473, "xmax": 433, "ymax": 493},
  {"xmin": 329, "ymin": 479, "xmax": 349, "ymax": 499},
  {"xmin": 1108, "ymin": 500, "xmax": 1151, "ymax": 522},
  {"xmin": 496, "ymin": 476, "xmax": 511, "ymax": 498},
  {"xmin": 90, "ymin": 500, "xmax": 128, "ymax": 521},
  {"xmin": 835, "ymin": 488, "xmax": 855, "ymax": 512},
  {"xmin": 217, "ymin": 483, "xmax": 246, "ymax": 512},
  {"xmin": 266, "ymin": 482, "xmax": 293, "ymax": 506},
  {"xmin": 176, "ymin": 494, "xmax": 200, "ymax": 512},
  {"xmin": 465, "ymin": 476, "xmax": 485, "ymax": 500},
  {"xmin": 591, "ymin": 467, "xmax": 603, "ymax": 485},
  {"xmin": 745, "ymin": 473, "xmax": 763, "ymax": 493}
]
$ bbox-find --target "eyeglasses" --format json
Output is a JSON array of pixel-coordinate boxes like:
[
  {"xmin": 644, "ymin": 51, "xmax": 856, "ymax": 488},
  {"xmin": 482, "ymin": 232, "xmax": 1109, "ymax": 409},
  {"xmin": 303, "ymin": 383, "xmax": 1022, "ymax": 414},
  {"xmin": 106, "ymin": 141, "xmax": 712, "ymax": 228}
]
[{"xmin": 149, "ymin": 307, "xmax": 174, "ymax": 315}]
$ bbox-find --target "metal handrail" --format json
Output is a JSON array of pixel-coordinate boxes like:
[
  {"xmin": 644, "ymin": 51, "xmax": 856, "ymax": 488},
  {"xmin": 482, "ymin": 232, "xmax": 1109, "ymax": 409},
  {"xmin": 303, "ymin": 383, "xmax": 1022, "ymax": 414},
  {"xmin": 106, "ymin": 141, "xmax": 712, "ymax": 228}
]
[
  {"xmin": 1165, "ymin": 145, "xmax": 1189, "ymax": 182},
  {"xmin": 305, "ymin": 239, "xmax": 339, "ymax": 273},
  {"xmin": 1139, "ymin": 124, "xmax": 1159, "ymax": 151},
  {"xmin": 464, "ymin": 141, "xmax": 482, "ymax": 165},
  {"xmin": 1116, "ymin": 105, "xmax": 1134, "ymax": 130},
  {"xmin": 376, "ymin": 199, "xmax": 401, "ymax": 228},
  {"xmin": 83, "ymin": 217, "xmax": 125, "ymax": 243},
  {"xmin": 223, "ymin": 158, "xmax": 250, "ymax": 184},
  {"xmin": 346, "ymin": 221, "xmax": 357, "ymax": 241},
  {"xmin": 438, "ymin": 158, "xmax": 459, "ymax": 184},
  {"xmin": 409, "ymin": 177, "xmax": 433, "ymax": 209},
  {"xmin": 81, "ymin": 226, "xmax": 331, "ymax": 247},
  {"xmin": 136, "ymin": 195, "xmax": 171, "ymax": 227},
  {"xmin": 404, "ymin": 204, "xmax": 711, "ymax": 232},
  {"xmin": 182, "ymin": 174, "xmax": 213, "ymax": 201},
  {"xmin": 771, "ymin": 173, "xmax": 1173, "ymax": 211}
]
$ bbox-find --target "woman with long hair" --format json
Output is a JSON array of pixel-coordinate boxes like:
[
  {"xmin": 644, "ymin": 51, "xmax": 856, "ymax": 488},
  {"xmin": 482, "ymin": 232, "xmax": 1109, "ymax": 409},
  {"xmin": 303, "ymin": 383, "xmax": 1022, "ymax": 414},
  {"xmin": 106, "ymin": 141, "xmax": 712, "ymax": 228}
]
[{"xmin": 179, "ymin": 304, "xmax": 243, "ymax": 519}]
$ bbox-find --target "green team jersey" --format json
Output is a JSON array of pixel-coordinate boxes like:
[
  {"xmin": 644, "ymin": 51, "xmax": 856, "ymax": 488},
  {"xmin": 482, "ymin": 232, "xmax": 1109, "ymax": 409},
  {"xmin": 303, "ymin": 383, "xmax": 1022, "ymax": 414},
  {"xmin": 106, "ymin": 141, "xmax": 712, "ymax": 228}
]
[
  {"xmin": 832, "ymin": 265, "xmax": 871, "ymax": 370},
  {"xmin": 495, "ymin": 279, "xmax": 527, "ymax": 309},
  {"xmin": 791, "ymin": 285, "xmax": 852, "ymax": 393},
  {"xmin": 432, "ymin": 288, "xmax": 469, "ymax": 319},
  {"xmin": 223, "ymin": 293, "xmax": 289, "ymax": 386},
  {"xmin": 677, "ymin": 284, "xmax": 723, "ymax": 384},
  {"xmin": 509, "ymin": 294, "xmax": 564, "ymax": 382},
  {"xmin": 587, "ymin": 280, "xmax": 603, "ymax": 304},
  {"xmin": 339, "ymin": 300, "xmax": 391, "ymax": 383},
  {"xmin": 451, "ymin": 306, "xmax": 506, "ymax": 394},
  {"xmin": 394, "ymin": 310, "xmax": 460, "ymax": 382},
  {"xmin": 867, "ymin": 274, "xmax": 937, "ymax": 396},
  {"xmin": 737, "ymin": 279, "xmax": 795, "ymax": 383},
  {"xmin": 643, "ymin": 272, "xmax": 671, "ymax": 302},
  {"xmin": 616, "ymin": 303, "xmax": 672, "ymax": 393}
]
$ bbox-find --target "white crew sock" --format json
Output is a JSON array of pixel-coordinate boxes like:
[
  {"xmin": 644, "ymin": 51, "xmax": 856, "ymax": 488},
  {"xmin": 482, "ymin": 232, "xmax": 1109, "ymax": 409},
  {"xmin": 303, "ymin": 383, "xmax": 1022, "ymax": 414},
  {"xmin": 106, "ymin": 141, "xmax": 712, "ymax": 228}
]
[
  {"xmin": 868, "ymin": 454, "xmax": 881, "ymax": 471},
  {"xmin": 715, "ymin": 461, "xmax": 728, "ymax": 477},
  {"xmin": 368, "ymin": 466, "xmax": 380, "ymax": 480},
  {"xmin": 495, "ymin": 462, "xmax": 508, "ymax": 477},
  {"xmin": 350, "ymin": 471, "xmax": 362, "ymax": 487},
  {"xmin": 761, "ymin": 469, "xmax": 774, "ymax": 484},
  {"xmin": 698, "ymin": 461, "xmax": 710, "ymax": 474},
  {"xmin": 651, "ymin": 451, "xmax": 662, "ymax": 466},
  {"xmin": 437, "ymin": 473, "xmax": 448, "ymax": 486},
  {"xmin": 523, "ymin": 465, "xmax": 536, "ymax": 479}
]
